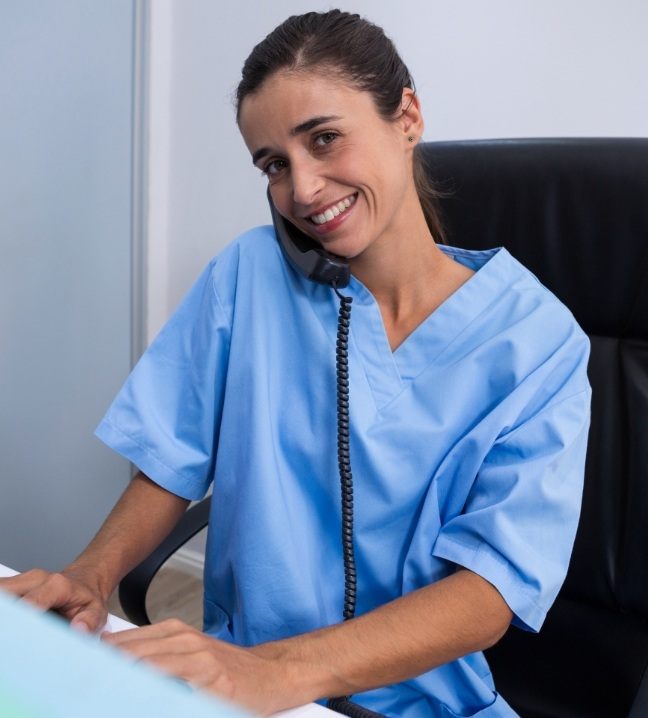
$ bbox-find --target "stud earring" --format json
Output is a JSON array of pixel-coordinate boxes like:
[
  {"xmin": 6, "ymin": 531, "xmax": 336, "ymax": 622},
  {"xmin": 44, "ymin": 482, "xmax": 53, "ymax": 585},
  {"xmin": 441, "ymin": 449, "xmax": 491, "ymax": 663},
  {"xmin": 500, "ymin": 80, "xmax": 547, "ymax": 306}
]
[{"xmin": 407, "ymin": 135, "xmax": 415, "ymax": 143}]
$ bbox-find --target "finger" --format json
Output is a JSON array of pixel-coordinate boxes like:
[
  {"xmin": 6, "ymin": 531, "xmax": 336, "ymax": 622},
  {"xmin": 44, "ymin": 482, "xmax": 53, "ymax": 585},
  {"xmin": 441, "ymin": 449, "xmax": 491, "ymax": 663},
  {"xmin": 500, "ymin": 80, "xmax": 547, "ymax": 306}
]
[
  {"xmin": 103, "ymin": 618, "xmax": 194, "ymax": 646},
  {"xmin": 21, "ymin": 574, "xmax": 104, "ymax": 630},
  {"xmin": 138, "ymin": 650, "xmax": 231, "ymax": 696},
  {"xmin": 104, "ymin": 631, "xmax": 204, "ymax": 660},
  {"xmin": 0, "ymin": 571, "xmax": 107, "ymax": 634},
  {"xmin": 69, "ymin": 605, "xmax": 107, "ymax": 634},
  {"xmin": 0, "ymin": 569, "xmax": 51, "ymax": 597},
  {"xmin": 143, "ymin": 650, "xmax": 208, "ymax": 678},
  {"xmin": 19, "ymin": 573, "xmax": 77, "ymax": 612}
]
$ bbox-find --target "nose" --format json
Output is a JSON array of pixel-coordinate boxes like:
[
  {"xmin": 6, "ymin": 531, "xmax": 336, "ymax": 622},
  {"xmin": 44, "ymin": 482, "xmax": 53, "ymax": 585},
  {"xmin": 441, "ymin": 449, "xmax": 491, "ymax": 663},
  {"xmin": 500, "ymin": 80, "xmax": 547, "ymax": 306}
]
[{"xmin": 290, "ymin": 157, "xmax": 324, "ymax": 207}]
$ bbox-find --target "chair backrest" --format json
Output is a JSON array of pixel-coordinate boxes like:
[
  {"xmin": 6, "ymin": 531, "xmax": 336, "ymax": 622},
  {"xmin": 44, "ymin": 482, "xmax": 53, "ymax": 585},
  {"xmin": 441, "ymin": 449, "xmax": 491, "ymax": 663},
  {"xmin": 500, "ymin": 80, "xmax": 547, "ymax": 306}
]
[{"xmin": 420, "ymin": 138, "xmax": 648, "ymax": 718}]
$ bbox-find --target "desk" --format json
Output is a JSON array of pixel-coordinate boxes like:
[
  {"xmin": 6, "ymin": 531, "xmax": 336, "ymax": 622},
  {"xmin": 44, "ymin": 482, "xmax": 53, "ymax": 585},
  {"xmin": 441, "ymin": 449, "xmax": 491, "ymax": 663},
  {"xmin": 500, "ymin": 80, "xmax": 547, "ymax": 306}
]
[{"xmin": 0, "ymin": 563, "xmax": 335, "ymax": 717}]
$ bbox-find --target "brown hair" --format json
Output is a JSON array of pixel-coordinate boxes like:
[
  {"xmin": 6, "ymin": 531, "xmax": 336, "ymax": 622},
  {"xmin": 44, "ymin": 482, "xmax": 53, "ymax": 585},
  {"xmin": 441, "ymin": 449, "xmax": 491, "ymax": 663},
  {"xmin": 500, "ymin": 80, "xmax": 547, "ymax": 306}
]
[{"xmin": 236, "ymin": 10, "xmax": 445, "ymax": 243}]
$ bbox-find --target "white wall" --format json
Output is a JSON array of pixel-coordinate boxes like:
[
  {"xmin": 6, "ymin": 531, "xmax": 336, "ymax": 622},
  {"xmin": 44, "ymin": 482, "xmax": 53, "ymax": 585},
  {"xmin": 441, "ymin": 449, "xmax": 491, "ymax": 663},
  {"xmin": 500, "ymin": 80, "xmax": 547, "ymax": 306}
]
[
  {"xmin": 0, "ymin": 0, "xmax": 135, "ymax": 570},
  {"xmin": 146, "ymin": 0, "xmax": 648, "ymax": 342}
]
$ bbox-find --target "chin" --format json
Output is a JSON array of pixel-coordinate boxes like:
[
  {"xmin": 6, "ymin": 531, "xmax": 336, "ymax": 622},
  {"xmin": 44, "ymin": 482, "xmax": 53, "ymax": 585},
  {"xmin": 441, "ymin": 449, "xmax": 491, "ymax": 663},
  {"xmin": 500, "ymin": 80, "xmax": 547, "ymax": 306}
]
[{"xmin": 318, "ymin": 236, "xmax": 361, "ymax": 259}]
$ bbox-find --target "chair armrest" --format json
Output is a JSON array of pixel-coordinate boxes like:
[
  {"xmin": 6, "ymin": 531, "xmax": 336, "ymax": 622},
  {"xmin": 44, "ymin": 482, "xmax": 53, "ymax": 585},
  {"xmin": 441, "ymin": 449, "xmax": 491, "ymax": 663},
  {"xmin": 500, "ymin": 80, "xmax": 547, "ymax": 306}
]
[{"xmin": 118, "ymin": 496, "xmax": 211, "ymax": 626}]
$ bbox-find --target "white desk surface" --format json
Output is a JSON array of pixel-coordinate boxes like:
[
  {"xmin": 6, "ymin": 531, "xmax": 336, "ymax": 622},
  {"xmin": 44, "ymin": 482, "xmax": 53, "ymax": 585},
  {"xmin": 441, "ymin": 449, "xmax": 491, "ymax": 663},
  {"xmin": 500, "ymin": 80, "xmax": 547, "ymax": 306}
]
[{"xmin": 0, "ymin": 563, "xmax": 334, "ymax": 717}]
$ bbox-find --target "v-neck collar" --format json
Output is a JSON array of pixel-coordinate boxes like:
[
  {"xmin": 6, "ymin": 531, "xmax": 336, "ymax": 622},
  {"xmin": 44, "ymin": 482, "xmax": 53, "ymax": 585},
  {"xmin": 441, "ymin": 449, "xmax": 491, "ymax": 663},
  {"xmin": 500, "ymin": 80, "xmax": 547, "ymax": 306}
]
[
  {"xmin": 304, "ymin": 245, "xmax": 520, "ymax": 412},
  {"xmin": 392, "ymin": 245, "xmax": 513, "ymax": 381}
]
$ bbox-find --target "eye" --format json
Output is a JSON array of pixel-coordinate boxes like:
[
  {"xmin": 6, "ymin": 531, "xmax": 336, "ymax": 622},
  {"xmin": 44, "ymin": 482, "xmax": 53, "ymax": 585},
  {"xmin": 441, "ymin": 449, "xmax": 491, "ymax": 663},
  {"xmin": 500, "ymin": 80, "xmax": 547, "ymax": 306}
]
[
  {"xmin": 313, "ymin": 131, "xmax": 338, "ymax": 148},
  {"xmin": 262, "ymin": 158, "xmax": 288, "ymax": 177}
]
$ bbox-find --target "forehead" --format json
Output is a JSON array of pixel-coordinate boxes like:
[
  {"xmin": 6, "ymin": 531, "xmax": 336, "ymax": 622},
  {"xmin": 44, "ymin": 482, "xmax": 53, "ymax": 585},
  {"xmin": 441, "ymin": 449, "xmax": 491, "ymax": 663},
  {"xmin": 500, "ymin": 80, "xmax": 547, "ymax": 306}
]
[{"xmin": 238, "ymin": 70, "xmax": 380, "ymax": 148}]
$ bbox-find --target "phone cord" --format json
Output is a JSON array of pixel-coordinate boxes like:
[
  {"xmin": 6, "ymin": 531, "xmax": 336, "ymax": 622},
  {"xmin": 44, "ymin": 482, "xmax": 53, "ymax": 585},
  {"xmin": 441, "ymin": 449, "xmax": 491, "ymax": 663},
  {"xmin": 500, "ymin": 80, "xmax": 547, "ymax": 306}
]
[{"xmin": 326, "ymin": 287, "xmax": 388, "ymax": 718}]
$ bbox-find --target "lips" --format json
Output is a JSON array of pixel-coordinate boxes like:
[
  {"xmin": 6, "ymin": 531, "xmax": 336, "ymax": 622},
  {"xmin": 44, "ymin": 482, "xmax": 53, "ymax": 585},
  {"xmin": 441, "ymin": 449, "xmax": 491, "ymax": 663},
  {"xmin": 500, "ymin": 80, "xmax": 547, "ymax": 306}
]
[{"xmin": 307, "ymin": 193, "xmax": 357, "ymax": 225}]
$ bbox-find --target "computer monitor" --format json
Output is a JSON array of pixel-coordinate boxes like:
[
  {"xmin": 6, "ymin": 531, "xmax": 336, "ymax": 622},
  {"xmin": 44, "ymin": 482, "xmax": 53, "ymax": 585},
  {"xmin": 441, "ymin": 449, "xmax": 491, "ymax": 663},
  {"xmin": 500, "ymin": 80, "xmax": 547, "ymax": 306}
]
[{"xmin": 0, "ymin": 590, "xmax": 249, "ymax": 718}]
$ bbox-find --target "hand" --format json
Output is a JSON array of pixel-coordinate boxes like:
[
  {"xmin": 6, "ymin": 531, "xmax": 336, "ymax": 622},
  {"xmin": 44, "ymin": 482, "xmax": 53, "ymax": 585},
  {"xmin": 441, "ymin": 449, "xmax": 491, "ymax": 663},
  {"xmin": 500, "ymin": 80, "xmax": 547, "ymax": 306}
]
[
  {"xmin": 102, "ymin": 619, "xmax": 301, "ymax": 715},
  {"xmin": 0, "ymin": 567, "xmax": 109, "ymax": 633}
]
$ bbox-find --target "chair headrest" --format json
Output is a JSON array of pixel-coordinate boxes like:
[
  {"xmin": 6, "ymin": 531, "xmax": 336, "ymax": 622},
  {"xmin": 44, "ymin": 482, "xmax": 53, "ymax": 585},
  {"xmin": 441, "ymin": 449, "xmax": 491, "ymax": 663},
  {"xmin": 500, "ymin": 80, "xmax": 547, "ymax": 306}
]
[{"xmin": 420, "ymin": 138, "xmax": 648, "ymax": 339}]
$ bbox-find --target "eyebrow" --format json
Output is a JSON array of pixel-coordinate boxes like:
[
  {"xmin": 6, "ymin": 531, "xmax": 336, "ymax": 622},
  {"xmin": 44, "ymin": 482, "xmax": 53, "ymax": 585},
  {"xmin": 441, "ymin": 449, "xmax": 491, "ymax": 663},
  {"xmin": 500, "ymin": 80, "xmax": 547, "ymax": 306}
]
[{"xmin": 251, "ymin": 115, "xmax": 342, "ymax": 166}]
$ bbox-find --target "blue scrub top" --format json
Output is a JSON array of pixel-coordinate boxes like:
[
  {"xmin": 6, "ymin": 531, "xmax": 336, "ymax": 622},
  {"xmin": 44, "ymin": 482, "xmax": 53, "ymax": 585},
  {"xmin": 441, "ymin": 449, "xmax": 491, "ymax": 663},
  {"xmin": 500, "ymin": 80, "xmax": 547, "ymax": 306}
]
[{"xmin": 96, "ymin": 226, "xmax": 591, "ymax": 718}]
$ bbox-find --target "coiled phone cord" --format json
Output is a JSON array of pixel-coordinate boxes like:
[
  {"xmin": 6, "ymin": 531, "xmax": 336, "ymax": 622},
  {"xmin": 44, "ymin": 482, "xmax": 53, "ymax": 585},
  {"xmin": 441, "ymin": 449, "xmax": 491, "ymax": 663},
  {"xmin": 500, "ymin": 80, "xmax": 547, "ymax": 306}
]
[
  {"xmin": 333, "ymin": 287, "xmax": 357, "ymax": 622},
  {"xmin": 327, "ymin": 286, "xmax": 387, "ymax": 718}
]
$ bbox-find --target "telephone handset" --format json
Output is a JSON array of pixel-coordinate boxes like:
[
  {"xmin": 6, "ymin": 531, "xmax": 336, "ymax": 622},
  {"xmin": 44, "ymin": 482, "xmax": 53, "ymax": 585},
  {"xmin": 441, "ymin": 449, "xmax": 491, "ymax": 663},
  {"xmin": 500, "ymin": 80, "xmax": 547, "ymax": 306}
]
[
  {"xmin": 267, "ymin": 188, "xmax": 350, "ymax": 288},
  {"xmin": 268, "ymin": 192, "xmax": 386, "ymax": 718}
]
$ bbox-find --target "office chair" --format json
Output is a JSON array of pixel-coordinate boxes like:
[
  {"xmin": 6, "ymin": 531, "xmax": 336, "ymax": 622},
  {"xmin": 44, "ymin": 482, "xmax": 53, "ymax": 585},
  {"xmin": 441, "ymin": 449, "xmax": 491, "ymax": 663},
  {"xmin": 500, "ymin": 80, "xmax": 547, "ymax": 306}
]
[{"xmin": 119, "ymin": 138, "xmax": 648, "ymax": 718}]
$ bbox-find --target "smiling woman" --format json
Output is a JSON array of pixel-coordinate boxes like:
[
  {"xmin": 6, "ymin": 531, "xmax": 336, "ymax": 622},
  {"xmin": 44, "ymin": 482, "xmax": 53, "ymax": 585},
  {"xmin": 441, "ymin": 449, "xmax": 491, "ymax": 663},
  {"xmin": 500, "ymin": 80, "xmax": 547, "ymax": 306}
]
[
  {"xmin": 239, "ymin": 72, "xmax": 421, "ymax": 267},
  {"xmin": 235, "ymin": 11, "xmax": 445, "ymax": 248},
  {"xmin": 237, "ymin": 68, "xmax": 476, "ymax": 354},
  {"xmin": 0, "ymin": 9, "xmax": 592, "ymax": 718}
]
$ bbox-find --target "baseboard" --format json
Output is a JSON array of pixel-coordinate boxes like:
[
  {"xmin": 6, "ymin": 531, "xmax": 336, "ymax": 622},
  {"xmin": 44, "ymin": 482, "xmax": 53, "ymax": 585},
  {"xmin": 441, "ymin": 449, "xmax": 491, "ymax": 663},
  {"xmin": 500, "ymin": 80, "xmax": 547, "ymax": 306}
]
[{"xmin": 165, "ymin": 547, "xmax": 205, "ymax": 579}]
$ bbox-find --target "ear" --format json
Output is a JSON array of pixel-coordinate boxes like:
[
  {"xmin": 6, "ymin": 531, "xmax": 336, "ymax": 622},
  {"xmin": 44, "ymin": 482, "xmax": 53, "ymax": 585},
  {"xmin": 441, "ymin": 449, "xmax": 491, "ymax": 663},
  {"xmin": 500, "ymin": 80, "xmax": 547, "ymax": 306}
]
[{"xmin": 398, "ymin": 87, "xmax": 424, "ymax": 147}]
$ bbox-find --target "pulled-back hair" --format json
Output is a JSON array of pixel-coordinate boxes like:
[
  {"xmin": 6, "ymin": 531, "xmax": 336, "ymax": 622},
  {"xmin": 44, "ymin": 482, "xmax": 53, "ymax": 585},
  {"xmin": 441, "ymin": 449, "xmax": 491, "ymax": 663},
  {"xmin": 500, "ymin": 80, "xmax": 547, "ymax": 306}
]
[{"xmin": 236, "ymin": 10, "xmax": 445, "ymax": 243}]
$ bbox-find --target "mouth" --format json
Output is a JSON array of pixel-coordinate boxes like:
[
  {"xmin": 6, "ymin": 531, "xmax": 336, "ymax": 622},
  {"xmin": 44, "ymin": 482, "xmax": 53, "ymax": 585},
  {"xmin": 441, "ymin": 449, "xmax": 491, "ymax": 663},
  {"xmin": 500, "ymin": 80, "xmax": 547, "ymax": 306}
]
[{"xmin": 306, "ymin": 193, "xmax": 357, "ymax": 226}]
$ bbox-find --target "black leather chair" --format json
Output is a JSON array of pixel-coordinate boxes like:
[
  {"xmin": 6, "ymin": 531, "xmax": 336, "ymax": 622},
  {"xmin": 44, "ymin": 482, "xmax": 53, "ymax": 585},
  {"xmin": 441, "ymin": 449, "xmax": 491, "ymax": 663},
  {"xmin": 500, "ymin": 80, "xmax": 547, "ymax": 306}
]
[{"xmin": 119, "ymin": 138, "xmax": 648, "ymax": 718}]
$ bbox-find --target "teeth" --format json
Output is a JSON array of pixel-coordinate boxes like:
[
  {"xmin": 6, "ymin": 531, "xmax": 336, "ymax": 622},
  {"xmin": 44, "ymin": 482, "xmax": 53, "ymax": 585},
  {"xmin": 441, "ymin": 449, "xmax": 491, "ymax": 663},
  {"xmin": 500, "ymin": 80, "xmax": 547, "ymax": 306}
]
[{"xmin": 311, "ymin": 194, "xmax": 356, "ymax": 225}]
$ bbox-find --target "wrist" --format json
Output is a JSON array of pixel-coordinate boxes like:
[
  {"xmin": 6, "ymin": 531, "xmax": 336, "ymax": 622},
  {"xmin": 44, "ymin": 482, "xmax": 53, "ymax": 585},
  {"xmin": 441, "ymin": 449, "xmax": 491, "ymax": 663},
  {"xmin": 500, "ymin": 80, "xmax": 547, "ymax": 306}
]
[
  {"xmin": 62, "ymin": 562, "xmax": 113, "ymax": 603},
  {"xmin": 251, "ymin": 634, "xmax": 353, "ymax": 705}
]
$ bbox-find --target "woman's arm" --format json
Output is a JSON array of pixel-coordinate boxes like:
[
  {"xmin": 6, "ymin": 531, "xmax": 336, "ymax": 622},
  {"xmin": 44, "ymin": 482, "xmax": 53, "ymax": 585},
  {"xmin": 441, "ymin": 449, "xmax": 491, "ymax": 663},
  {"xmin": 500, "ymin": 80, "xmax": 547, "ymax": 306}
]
[
  {"xmin": 0, "ymin": 472, "xmax": 189, "ymax": 631},
  {"xmin": 255, "ymin": 567, "xmax": 512, "ymax": 700},
  {"xmin": 104, "ymin": 567, "xmax": 512, "ymax": 715}
]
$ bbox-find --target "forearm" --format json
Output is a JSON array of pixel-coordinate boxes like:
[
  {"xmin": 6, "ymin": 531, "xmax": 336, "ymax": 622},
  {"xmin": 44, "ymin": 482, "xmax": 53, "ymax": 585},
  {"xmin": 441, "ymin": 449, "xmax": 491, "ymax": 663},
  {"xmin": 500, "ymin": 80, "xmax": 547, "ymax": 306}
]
[
  {"xmin": 65, "ymin": 472, "xmax": 189, "ymax": 600},
  {"xmin": 254, "ymin": 569, "xmax": 512, "ymax": 704}
]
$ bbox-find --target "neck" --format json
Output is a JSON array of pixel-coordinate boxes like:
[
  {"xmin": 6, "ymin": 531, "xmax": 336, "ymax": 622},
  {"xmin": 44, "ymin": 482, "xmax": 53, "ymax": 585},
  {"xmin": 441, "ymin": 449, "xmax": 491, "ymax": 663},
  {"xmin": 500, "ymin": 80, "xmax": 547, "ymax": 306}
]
[
  {"xmin": 348, "ymin": 194, "xmax": 474, "ymax": 351},
  {"xmin": 349, "ymin": 197, "xmax": 446, "ymax": 317}
]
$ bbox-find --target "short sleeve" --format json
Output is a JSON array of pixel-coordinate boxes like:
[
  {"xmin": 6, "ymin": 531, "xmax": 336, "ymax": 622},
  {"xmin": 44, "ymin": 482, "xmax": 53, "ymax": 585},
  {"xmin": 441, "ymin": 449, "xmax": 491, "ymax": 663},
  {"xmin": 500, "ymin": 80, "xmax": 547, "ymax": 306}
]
[
  {"xmin": 95, "ymin": 260, "xmax": 232, "ymax": 500},
  {"xmin": 432, "ymin": 336, "xmax": 592, "ymax": 632}
]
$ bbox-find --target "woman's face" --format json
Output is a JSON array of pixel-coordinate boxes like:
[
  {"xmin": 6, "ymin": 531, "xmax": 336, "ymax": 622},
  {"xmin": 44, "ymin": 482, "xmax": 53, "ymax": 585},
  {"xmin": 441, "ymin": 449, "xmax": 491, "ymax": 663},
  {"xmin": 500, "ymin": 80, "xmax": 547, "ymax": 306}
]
[{"xmin": 238, "ymin": 70, "xmax": 422, "ymax": 261}]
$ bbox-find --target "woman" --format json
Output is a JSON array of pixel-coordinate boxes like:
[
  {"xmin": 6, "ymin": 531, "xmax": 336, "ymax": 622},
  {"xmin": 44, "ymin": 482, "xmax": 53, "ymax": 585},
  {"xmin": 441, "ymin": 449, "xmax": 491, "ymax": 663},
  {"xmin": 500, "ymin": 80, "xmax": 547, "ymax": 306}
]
[{"xmin": 2, "ymin": 10, "xmax": 591, "ymax": 718}]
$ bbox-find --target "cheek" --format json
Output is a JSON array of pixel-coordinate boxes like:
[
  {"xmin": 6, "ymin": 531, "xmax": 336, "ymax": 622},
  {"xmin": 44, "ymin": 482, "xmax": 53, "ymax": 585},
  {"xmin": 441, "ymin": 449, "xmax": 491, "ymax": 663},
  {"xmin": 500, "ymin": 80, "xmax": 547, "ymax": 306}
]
[
  {"xmin": 355, "ymin": 139, "xmax": 404, "ymax": 186},
  {"xmin": 268, "ymin": 184, "xmax": 291, "ymax": 215}
]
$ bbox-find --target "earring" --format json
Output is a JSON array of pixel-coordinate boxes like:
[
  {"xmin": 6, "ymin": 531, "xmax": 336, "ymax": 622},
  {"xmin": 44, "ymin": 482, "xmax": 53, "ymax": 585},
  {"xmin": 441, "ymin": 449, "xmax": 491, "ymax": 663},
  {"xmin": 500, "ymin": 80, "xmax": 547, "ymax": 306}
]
[{"xmin": 407, "ymin": 135, "xmax": 415, "ymax": 143}]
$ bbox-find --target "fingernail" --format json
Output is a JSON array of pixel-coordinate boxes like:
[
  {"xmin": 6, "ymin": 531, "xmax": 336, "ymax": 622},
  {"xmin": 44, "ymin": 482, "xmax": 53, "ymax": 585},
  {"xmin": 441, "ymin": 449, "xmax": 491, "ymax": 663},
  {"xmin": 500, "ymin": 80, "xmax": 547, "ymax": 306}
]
[{"xmin": 71, "ymin": 620, "xmax": 90, "ymax": 633}]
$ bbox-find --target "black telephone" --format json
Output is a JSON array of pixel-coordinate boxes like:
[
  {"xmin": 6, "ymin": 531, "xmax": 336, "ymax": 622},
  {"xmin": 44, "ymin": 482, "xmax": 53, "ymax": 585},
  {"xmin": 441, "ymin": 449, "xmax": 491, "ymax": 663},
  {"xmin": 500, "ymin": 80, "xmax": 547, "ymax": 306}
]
[
  {"xmin": 267, "ymin": 188, "xmax": 350, "ymax": 289},
  {"xmin": 268, "ymin": 193, "xmax": 386, "ymax": 718}
]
